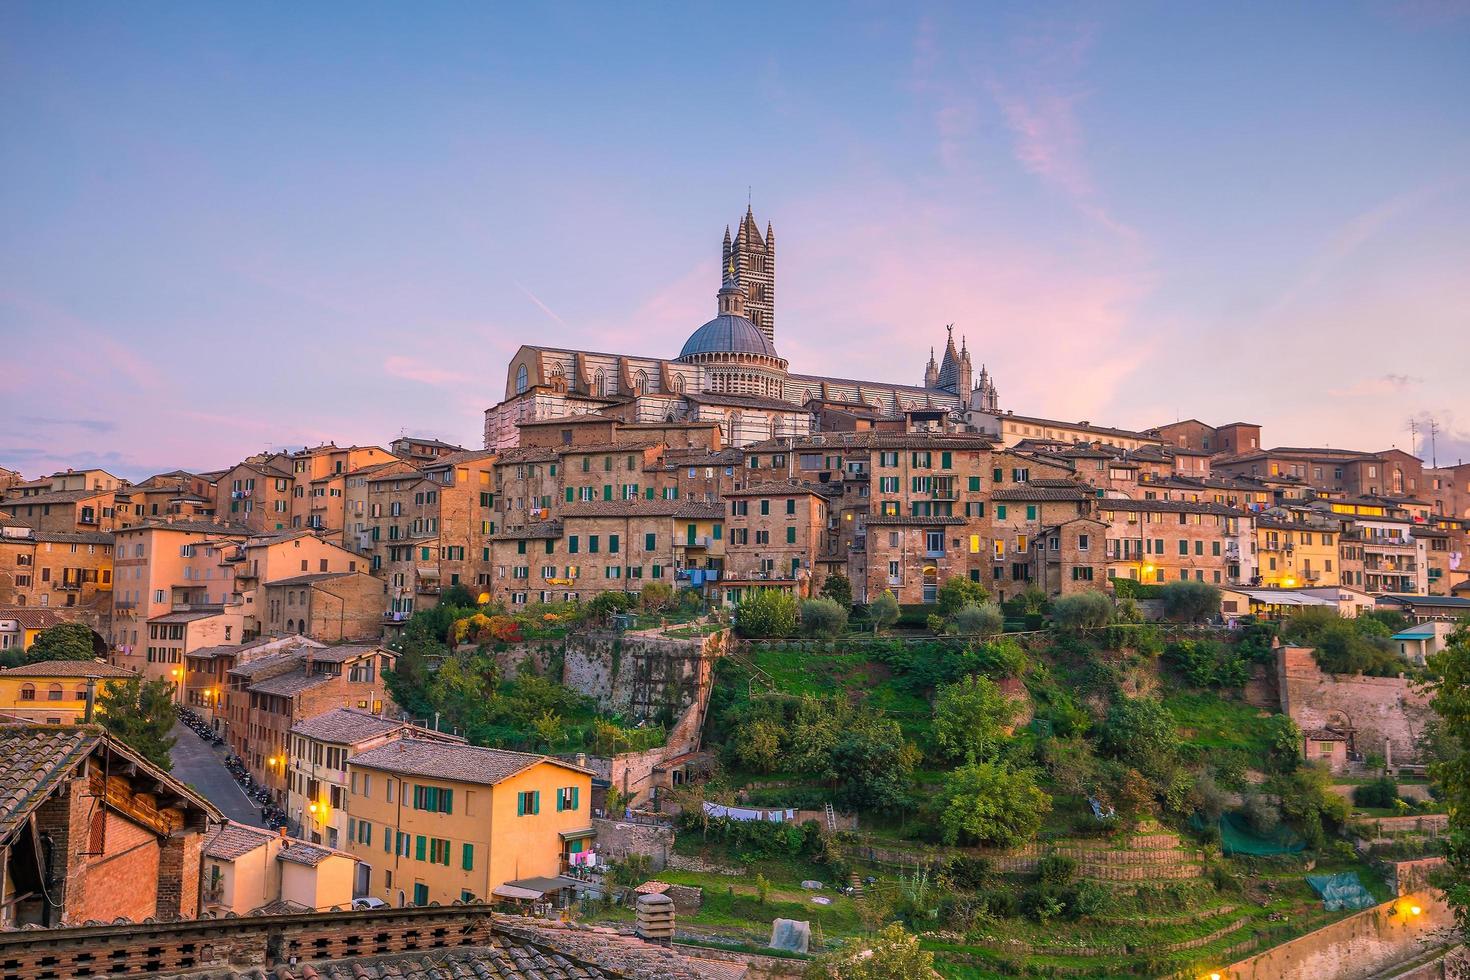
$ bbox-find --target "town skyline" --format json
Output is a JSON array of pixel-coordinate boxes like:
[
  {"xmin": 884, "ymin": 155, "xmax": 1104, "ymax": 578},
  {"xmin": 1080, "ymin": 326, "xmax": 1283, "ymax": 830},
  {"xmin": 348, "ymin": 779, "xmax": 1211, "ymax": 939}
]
[{"xmin": 4, "ymin": 2, "xmax": 1469, "ymax": 477}]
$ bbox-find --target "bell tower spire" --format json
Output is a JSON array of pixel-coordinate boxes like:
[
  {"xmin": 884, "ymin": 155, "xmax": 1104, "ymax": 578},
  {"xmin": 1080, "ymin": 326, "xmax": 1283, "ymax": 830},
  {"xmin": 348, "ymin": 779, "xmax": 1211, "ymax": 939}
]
[{"xmin": 726, "ymin": 202, "xmax": 775, "ymax": 344}]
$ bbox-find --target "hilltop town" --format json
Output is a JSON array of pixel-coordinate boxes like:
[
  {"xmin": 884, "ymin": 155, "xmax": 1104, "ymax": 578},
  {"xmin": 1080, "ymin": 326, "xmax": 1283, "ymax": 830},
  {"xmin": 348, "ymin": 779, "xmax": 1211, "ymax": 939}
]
[{"xmin": 0, "ymin": 210, "xmax": 1466, "ymax": 979}]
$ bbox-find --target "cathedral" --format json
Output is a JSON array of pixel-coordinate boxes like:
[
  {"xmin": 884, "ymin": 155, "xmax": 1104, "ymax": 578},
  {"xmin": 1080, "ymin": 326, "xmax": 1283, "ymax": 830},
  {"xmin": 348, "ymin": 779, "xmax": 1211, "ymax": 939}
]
[{"xmin": 484, "ymin": 206, "xmax": 1001, "ymax": 448}]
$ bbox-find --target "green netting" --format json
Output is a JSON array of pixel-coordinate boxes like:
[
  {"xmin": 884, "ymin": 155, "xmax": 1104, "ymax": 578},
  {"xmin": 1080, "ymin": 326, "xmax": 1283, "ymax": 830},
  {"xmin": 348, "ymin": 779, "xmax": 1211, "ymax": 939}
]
[
  {"xmin": 1192, "ymin": 812, "xmax": 1306, "ymax": 855},
  {"xmin": 1306, "ymin": 872, "xmax": 1376, "ymax": 911}
]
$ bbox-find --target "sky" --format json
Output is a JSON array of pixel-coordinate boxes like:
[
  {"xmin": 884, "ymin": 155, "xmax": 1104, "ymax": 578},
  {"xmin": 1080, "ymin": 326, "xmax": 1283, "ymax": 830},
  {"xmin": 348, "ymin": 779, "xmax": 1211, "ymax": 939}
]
[{"xmin": 2, "ymin": 1, "xmax": 1468, "ymax": 481}]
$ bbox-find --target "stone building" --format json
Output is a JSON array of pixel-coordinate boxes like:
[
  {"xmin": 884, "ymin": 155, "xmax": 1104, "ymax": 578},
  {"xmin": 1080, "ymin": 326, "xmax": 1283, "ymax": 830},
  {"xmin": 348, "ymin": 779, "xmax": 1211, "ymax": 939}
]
[
  {"xmin": 485, "ymin": 208, "xmax": 994, "ymax": 450},
  {"xmin": 1099, "ymin": 498, "xmax": 1253, "ymax": 587},
  {"xmin": 721, "ymin": 481, "xmax": 833, "ymax": 598}
]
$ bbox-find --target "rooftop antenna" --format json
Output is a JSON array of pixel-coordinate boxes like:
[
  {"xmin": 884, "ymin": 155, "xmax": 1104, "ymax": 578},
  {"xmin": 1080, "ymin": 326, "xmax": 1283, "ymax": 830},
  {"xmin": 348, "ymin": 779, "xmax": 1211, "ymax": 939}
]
[
  {"xmin": 1428, "ymin": 417, "xmax": 1439, "ymax": 468},
  {"xmin": 1407, "ymin": 417, "xmax": 1419, "ymax": 458}
]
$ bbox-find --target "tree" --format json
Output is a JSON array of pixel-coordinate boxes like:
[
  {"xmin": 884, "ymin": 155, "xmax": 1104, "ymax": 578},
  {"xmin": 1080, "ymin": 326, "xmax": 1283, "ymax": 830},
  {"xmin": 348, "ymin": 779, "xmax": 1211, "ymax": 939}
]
[
  {"xmin": 732, "ymin": 718, "xmax": 784, "ymax": 773},
  {"xmin": 1429, "ymin": 628, "xmax": 1470, "ymax": 928},
  {"xmin": 953, "ymin": 603, "xmax": 1004, "ymax": 638},
  {"xmin": 932, "ymin": 675, "xmax": 1016, "ymax": 764},
  {"xmin": 800, "ymin": 597, "xmax": 849, "ymax": 637},
  {"xmin": 438, "ymin": 583, "xmax": 480, "ymax": 609},
  {"xmin": 1098, "ymin": 696, "xmax": 1180, "ymax": 781},
  {"xmin": 935, "ymin": 762, "xmax": 1050, "ymax": 847},
  {"xmin": 829, "ymin": 715, "xmax": 915, "ymax": 810},
  {"xmin": 1050, "ymin": 591, "xmax": 1113, "ymax": 630},
  {"xmin": 1159, "ymin": 581, "xmax": 1221, "ymax": 623},
  {"xmin": 26, "ymin": 622, "xmax": 96, "ymax": 662},
  {"xmin": 937, "ymin": 577, "xmax": 990, "ymax": 618},
  {"xmin": 531, "ymin": 710, "xmax": 563, "ymax": 749},
  {"xmin": 868, "ymin": 591, "xmax": 900, "ymax": 634},
  {"xmin": 639, "ymin": 581, "xmax": 674, "ymax": 612},
  {"xmin": 96, "ymin": 677, "xmax": 176, "ymax": 770},
  {"xmin": 806, "ymin": 923, "xmax": 939, "ymax": 979},
  {"xmin": 819, "ymin": 573, "xmax": 853, "ymax": 609},
  {"xmin": 735, "ymin": 589, "xmax": 798, "ymax": 638}
]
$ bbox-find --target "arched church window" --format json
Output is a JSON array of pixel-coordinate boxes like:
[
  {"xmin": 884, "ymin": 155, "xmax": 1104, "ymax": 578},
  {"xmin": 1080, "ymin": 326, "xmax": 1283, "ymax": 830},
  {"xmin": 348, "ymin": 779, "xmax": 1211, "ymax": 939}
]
[
  {"xmin": 514, "ymin": 364, "xmax": 529, "ymax": 395},
  {"xmin": 593, "ymin": 369, "xmax": 605, "ymax": 397},
  {"xmin": 634, "ymin": 369, "xmax": 648, "ymax": 394}
]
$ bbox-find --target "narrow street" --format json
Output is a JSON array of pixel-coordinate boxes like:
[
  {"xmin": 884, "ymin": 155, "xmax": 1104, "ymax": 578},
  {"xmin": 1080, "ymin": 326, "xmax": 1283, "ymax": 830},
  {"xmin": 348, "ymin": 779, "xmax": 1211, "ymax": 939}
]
[{"xmin": 168, "ymin": 721, "xmax": 265, "ymax": 827}]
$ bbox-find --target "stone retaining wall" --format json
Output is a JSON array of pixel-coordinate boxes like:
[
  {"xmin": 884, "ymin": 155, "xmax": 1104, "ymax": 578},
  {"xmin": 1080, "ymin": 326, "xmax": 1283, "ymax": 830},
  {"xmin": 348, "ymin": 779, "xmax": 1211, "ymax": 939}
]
[{"xmin": 591, "ymin": 816, "xmax": 674, "ymax": 870}]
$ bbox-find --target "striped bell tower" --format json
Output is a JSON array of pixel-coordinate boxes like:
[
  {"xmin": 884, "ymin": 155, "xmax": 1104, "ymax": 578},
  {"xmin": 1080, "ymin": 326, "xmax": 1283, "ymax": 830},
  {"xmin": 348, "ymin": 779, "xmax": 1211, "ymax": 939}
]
[{"xmin": 722, "ymin": 204, "xmax": 776, "ymax": 344}]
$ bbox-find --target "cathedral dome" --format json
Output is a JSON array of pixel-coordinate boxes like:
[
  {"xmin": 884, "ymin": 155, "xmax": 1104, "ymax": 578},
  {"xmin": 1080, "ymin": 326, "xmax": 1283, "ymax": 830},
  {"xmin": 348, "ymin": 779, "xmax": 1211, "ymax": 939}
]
[{"xmin": 679, "ymin": 313, "xmax": 779, "ymax": 359}]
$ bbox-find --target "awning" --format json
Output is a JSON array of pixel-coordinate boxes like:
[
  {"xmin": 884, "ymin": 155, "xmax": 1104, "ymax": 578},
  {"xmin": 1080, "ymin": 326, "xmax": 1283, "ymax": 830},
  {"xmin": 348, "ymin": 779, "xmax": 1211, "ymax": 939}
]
[
  {"xmin": 505, "ymin": 875, "xmax": 573, "ymax": 895},
  {"xmin": 558, "ymin": 826, "xmax": 596, "ymax": 841},
  {"xmin": 491, "ymin": 884, "xmax": 545, "ymax": 901}
]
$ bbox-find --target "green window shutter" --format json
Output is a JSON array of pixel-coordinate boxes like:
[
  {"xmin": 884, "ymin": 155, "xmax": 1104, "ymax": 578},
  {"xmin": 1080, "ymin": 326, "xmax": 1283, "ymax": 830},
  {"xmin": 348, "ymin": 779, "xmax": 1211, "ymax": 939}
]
[
  {"xmin": 786, "ymin": 499, "xmax": 795, "ymax": 515},
  {"xmin": 442, "ymin": 839, "xmax": 451, "ymax": 865},
  {"xmin": 993, "ymin": 467, "xmax": 1003, "ymax": 482},
  {"xmin": 786, "ymin": 527, "xmax": 796, "ymax": 543},
  {"xmin": 572, "ymin": 786, "xmax": 580, "ymax": 809},
  {"xmin": 415, "ymin": 835, "xmax": 426, "ymax": 861},
  {"xmin": 462, "ymin": 843, "xmax": 474, "ymax": 870},
  {"xmin": 713, "ymin": 524, "xmax": 722, "ymax": 540},
  {"xmin": 442, "ymin": 788, "xmax": 453, "ymax": 813},
  {"xmin": 1027, "ymin": 505, "xmax": 1037, "ymax": 520},
  {"xmin": 566, "ymin": 487, "xmax": 574, "ymax": 502},
  {"xmin": 646, "ymin": 533, "xmax": 656, "ymax": 550},
  {"xmin": 384, "ymin": 827, "xmax": 392, "ymax": 852},
  {"xmin": 997, "ymin": 505, "xmax": 1007, "ymax": 520},
  {"xmin": 569, "ymin": 536, "xmax": 578, "ymax": 554},
  {"xmin": 603, "ymin": 485, "xmax": 612, "ymax": 501},
  {"xmin": 645, "ymin": 487, "xmax": 654, "ymax": 499},
  {"xmin": 610, "ymin": 534, "xmax": 619, "ymax": 553},
  {"xmin": 556, "ymin": 789, "xmax": 564, "ymax": 812},
  {"xmin": 941, "ymin": 451, "xmax": 952, "ymax": 469},
  {"xmin": 532, "ymin": 790, "xmax": 540, "ymax": 815},
  {"xmin": 517, "ymin": 793, "xmax": 525, "ymax": 816},
  {"xmin": 968, "ymin": 476, "xmax": 980, "ymax": 491}
]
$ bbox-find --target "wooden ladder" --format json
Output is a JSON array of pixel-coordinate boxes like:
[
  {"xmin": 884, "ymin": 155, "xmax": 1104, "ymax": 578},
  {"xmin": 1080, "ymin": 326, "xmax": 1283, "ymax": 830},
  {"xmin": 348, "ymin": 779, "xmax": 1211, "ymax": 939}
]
[{"xmin": 824, "ymin": 802, "xmax": 837, "ymax": 831}]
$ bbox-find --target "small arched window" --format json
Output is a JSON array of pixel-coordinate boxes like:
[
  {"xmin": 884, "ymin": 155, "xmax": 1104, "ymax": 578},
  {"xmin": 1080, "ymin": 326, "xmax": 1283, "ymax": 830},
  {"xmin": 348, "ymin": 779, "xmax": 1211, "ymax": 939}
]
[
  {"xmin": 47, "ymin": 683, "xmax": 63, "ymax": 702},
  {"xmin": 515, "ymin": 364, "xmax": 529, "ymax": 394},
  {"xmin": 74, "ymin": 686, "xmax": 87, "ymax": 702},
  {"xmin": 286, "ymin": 619, "xmax": 295, "ymax": 633},
  {"xmin": 19, "ymin": 684, "xmax": 35, "ymax": 701}
]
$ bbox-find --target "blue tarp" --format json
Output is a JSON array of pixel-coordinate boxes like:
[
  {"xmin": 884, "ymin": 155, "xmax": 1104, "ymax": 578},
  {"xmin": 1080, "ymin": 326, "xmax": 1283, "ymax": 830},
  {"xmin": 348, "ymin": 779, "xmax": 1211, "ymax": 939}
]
[{"xmin": 1306, "ymin": 872, "xmax": 1376, "ymax": 911}]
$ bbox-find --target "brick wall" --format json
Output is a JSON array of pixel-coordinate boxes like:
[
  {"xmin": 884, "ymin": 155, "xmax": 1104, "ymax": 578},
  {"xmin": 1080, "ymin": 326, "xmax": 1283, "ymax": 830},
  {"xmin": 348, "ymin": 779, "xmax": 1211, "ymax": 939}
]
[
  {"xmin": 591, "ymin": 816, "xmax": 673, "ymax": 870},
  {"xmin": 1277, "ymin": 645, "xmax": 1435, "ymax": 761}
]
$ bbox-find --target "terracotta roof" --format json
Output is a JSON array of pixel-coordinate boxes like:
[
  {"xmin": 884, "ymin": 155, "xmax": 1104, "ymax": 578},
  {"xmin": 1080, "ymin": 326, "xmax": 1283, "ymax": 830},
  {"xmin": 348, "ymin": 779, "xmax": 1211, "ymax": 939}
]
[
  {"xmin": 991, "ymin": 485, "xmax": 1095, "ymax": 502},
  {"xmin": 148, "ymin": 609, "xmax": 228, "ymax": 624},
  {"xmin": 560, "ymin": 500, "xmax": 684, "ymax": 518},
  {"xmin": 266, "ymin": 572, "xmax": 359, "ymax": 587},
  {"xmin": 0, "ymin": 660, "xmax": 134, "ymax": 679},
  {"xmin": 32, "ymin": 530, "xmax": 114, "ymax": 545},
  {"xmin": 289, "ymin": 708, "xmax": 407, "ymax": 744},
  {"xmin": 204, "ymin": 820, "xmax": 275, "ymax": 860},
  {"xmin": 349, "ymin": 739, "xmax": 592, "ymax": 786},
  {"xmin": 723, "ymin": 481, "xmax": 830, "ymax": 498},
  {"xmin": 0, "ymin": 608, "xmax": 67, "ymax": 630},
  {"xmin": 672, "ymin": 502, "xmax": 725, "ymax": 520},
  {"xmin": 864, "ymin": 515, "xmax": 966, "ymax": 526},
  {"xmin": 683, "ymin": 391, "xmax": 802, "ymax": 411},
  {"xmin": 248, "ymin": 670, "xmax": 331, "ymax": 697},
  {"xmin": 493, "ymin": 521, "xmax": 564, "ymax": 540},
  {"xmin": 115, "ymin": 518, "xmax": 254, "ymax": 535},
  {"xmin": 0, "ymin": 726, "xmax": 97, "ymax": 838},
  {"xmin": 423, "ymin": 449, "xmax": 499, "ymax": 469},
  {"xmin": 276, "ymin": 840, "xmax": 346, "ymax": 867},
  {"xmin": 0, "ymin": 488, "xmax": 110, "ymax": 505},
  {"xmin": 1098, "ymin": 499, "xmax": 1248, "ymax": 517}
]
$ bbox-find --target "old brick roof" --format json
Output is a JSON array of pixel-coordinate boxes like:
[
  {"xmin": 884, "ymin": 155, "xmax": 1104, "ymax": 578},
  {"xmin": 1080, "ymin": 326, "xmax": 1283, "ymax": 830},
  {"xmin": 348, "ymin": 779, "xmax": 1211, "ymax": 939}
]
[
  {"xmin": 32, "ymin": 530, "xmax": 114, "ymax": 545},
  {"xmin": 289, "ymin": 708, "xmax": 406, "ymax": 744},
  {"xmin": 349, "ymin": 739, "xmax": 593, "ymax": 786},
  {"xmin": 559, "ymin": 500, "xmax": 685, "ymax": 518},
  {"xmin": 722, "ymin": 480, "xmax": 830, "ymax": 498},
  {"xmin": 0, "ymin": 726, "xmax": 97, "ymax": 838},
  {"xmin": 276, "ymin": 840, "xmax": 345, "ymax": 867},
  {"xmin": 204, "ymin": 820, "xmax": 275, "ymax": 860},
  {"xmin": 990, "ymin": 485, "xmax": 1095, "ymax": 501},
  {"xmin": 672, "ymin": 502, "xmax": 725, "ymax": 520},
  {"xmin": 1098, "ymin": 499, "xmax": 1248, "ymax": 517},
  {"xmin": 493, "ymin": 521, "xmax": 564, "ymax": 540},
  {"xmin": 0, "ymin": 659, "xmax": 134, "ymax": 679},
  {"xmin": 0, "ymin": 607, "xmax": 67, "ymax": 630},
  {"xmin": 864, "ymin": 515, "xmax": 966, "ymax": 526},
  {"xmin": 248, "ymin": 670, "xmax": 331, "ymax": 697}
]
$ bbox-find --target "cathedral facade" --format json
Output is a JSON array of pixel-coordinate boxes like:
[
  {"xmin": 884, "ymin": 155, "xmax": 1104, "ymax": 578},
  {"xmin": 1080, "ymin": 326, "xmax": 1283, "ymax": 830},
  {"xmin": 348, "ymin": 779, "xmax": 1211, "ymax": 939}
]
[{"xmin": 484, "ymin": 207, "xmax": 1000, "ymax": 449}]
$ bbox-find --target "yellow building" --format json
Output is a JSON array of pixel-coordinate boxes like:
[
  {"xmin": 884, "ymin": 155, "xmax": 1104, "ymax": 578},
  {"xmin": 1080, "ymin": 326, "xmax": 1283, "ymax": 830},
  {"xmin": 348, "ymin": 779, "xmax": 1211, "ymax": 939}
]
[
  {"xmin": 1255, "ymin": 519, "xmax": 1339, "ymax": 589},
  {"xmin": 200, "ymin": 821, "xmax": 356, "ymax": 915},
  {"xmin": 344, "ymin": 739, "xmax": 594, "ymax": 907},
  {"xmin": 0, "ymin": 659, "xmax": 136, "ymax": 724}
]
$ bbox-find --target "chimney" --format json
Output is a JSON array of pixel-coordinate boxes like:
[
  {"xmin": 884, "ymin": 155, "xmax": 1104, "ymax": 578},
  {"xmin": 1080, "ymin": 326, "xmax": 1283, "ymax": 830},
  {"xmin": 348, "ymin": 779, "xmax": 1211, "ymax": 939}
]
[{"xmin": 635, "ymin": 893, "xmax": 675, "ymax": 946}]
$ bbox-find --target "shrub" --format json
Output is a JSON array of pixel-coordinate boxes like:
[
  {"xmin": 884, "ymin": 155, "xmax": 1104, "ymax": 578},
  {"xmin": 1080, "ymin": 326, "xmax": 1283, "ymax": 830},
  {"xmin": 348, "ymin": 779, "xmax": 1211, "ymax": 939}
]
[
  {"xmin": 926, "ymin": 613, "xmax": 948, "ymax": 635},
  {"xmin": 1159, "ymin": 581, "xmax": 1221, "ymax": 623},
  {"xmin": 1051, "ymin": 591, "xmax": 1113, "ymax": 630},
  {"xmin": 638, "ymin": 581, "xmax": 674, "ymax": 612},
  {"xmin": 1037, "ymin": 854, "xmax": 1078, "ymax": 888},
  {"xmin": 1353, "ymin": 776, "xmax": 1400, "ymax": 808},
  {"xmin": 1166, "ymin": 638, "xmax": 1249, "ymax": 689},
  {"xmin": 1242, "ymin": 793, "xmax": 1281, "ymax": 834},
  {"xmin": 735, "ymin": 590, "xmax": 798, "ymax": 638},
  {"xmin": 799, "ymin": 597, "xmax": 848, "ymax": 637},
  {"xmin": 954, "ymin": 603, "xmax": 1005, "ymax": 638},
  {"xmin": 1098, "ymin": 696, "xmax": 1180, "ymax": 780},
  {"xmin": 932, "ymin": 675, "xmax": 1017, "ymax": 764}
]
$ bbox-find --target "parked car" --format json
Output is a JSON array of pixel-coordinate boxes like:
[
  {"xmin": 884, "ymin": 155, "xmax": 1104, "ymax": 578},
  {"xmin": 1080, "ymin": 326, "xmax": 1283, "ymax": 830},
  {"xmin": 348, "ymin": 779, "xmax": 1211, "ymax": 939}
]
[{"xmin": 352, "ymin": 897, "xmax": 389, "ymax": 911}]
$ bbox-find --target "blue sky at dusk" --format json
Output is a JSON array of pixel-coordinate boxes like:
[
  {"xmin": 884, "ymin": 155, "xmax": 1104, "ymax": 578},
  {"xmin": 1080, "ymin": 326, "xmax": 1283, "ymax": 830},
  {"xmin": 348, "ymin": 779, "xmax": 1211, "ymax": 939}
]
[{"xmin": 2, "ymin": 1, "xmax": 1467, "ymax": 479}]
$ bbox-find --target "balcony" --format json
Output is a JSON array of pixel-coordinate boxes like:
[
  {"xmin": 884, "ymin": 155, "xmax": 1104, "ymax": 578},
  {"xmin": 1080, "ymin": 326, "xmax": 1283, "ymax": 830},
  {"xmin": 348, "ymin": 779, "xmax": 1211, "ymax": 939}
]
[
  {"xmin": 930, "ymin": 488, "xmax": 959, "ymax": 501},
  {"xmin": 923, "ymin": 549, "xmax": 946, "ymax": 559},
  {"xmin": 683, "ymin": 535, "xmax": 713, "ymax": 549}
]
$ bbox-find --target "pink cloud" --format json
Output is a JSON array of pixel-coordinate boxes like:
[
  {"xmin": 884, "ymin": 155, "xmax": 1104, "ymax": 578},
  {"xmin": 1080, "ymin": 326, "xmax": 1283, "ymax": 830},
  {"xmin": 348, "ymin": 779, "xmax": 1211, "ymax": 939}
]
[{"xmin": 383, "ymin": 356, "xmax": 470, "ymax": 386}]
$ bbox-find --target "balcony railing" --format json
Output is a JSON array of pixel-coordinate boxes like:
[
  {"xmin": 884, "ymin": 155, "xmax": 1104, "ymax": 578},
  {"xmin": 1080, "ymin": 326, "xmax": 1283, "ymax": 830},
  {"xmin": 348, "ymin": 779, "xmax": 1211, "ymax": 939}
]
[{"xmin": 930, "ymin": 488, "xmax": 959, "ymax": 500}]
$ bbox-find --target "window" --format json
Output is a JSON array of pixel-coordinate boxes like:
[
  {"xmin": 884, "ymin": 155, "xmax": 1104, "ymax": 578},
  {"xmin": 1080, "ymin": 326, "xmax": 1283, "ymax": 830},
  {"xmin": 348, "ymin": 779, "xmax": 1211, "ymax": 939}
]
[
  {"xmin": 516, "ymin": 790, "xmax": 540, "ymax": 815},
  {"xmin": 1078, "ymin": 534, "xmax": 1090, "ymax": 551},
  {"xmin": 786, "ymin": 498, "xmax": 796, "ymax": 515},
  {"xmin": 412, "ymin": 784, "xmax": 453, "ymax": 813},
  {"xmin": 968, "ymin": 476, "xmax": 981, "ymax": 492},
  {"xmin": 786, "ymin": 526, "xmax": 796, "ymax": 543},
  {"xmin": 462, "ymin": 843, "xmax": 474, "ymax": 870},
  {"xmin": 413, "ymin": 882, "xmax": 429, "ymax": 906},
  {"xmin": 556, "ymin": 786, "xmax": 580, "ymax": 811}
]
